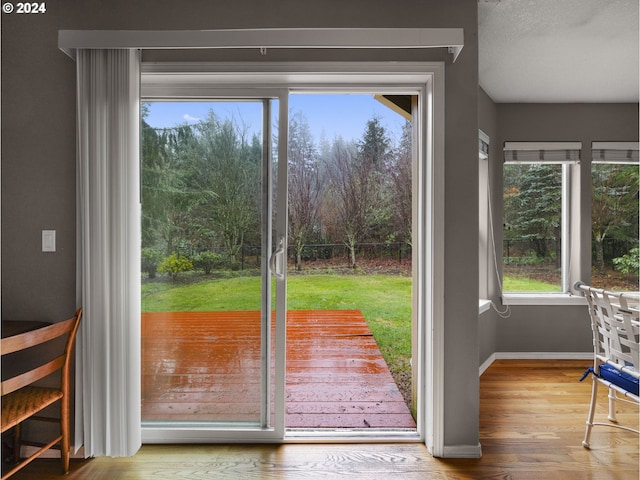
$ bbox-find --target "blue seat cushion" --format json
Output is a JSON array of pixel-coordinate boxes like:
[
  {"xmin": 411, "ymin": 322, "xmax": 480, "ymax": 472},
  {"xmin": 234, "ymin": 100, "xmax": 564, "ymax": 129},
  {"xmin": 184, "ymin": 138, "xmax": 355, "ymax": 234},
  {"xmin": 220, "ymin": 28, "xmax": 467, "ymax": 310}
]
[{"xmin": 582, "ymin": 364, "xmax": 639, "ymax": 396}]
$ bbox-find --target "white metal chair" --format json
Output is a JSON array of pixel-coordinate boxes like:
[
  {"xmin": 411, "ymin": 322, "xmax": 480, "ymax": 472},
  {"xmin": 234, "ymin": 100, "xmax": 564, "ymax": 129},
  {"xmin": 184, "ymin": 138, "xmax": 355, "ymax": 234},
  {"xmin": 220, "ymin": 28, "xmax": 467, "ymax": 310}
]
[{"xmin": 577, "ymin": 284, "xmax": 639, "ymax": 448}]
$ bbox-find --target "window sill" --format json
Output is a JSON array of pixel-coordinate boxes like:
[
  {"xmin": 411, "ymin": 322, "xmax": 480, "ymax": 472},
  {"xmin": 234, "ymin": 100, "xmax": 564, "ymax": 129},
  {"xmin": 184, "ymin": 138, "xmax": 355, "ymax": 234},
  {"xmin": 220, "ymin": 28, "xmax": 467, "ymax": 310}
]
[{"xmin": 502, "ymin": 293, "xmax": 586, "ymax": 306}]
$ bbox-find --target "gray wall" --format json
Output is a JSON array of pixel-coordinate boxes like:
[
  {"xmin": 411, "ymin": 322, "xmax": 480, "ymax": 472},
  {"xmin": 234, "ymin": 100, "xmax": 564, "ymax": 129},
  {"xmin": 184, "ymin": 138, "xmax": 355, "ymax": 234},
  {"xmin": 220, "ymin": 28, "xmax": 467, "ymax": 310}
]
[
  {"xmin": 1, "ymin": 9, "xmax": 77, "ymax": 320},
  {"xmin": 491, "ymin": 103, "xmax": 639, "ymax": 354},
  {"xmin": 2, "ymin": 0, "xmax": 480, "ymax": 451},
  {"xmin": 478, "ymin": 87, "xmax": 499, "ymax": 367}
]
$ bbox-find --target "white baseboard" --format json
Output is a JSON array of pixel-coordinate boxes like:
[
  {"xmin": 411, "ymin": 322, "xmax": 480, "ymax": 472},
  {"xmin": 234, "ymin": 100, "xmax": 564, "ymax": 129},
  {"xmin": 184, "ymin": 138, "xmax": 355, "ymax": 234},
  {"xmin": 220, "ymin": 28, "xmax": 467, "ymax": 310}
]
[
  {"xmin": 479, "ymin": 352, "xmax": 592, "ymax": 376},
  {"xmin": 479, "ymin": 353, "xmax": 496, "ymax": 376},
  {"xmin": 442, "ymin": 443, "xmax": 482, "ymax": 458},
  {"xmin": 495, "ymin": 352, "xmax": 592, "ymax": 360}
]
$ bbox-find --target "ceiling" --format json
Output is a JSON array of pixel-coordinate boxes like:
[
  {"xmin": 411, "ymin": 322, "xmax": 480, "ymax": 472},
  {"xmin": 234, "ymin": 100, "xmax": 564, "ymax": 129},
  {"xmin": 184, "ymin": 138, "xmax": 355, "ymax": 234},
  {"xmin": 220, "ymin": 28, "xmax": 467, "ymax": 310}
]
[{"xmin": 478, "ymin": 0, "xmax": 639, "ymax": 103}]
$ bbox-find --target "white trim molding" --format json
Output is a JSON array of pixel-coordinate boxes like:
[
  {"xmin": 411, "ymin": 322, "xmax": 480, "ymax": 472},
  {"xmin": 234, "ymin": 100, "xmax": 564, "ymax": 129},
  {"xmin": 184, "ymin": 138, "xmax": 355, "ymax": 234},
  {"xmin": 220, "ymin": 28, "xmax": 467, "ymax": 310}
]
[
  {"xmin": 140, "ymin": 61, "xmax": 446, "ymax": 98},
  {"xmin": 58, "ymin": 28, "xmax": 464, "ymax": 62},
  {"xmin": 495, "ymin": 352, "xmax": 592, "ymax": 360}
]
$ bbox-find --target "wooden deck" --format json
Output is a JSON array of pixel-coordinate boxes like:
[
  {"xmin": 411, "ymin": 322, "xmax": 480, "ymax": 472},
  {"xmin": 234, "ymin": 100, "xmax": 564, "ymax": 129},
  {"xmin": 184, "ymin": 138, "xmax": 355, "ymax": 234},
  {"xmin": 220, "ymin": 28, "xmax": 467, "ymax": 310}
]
[{"xmin": 142, "ymin": 310, "xmax": 415, "ymax": 429}]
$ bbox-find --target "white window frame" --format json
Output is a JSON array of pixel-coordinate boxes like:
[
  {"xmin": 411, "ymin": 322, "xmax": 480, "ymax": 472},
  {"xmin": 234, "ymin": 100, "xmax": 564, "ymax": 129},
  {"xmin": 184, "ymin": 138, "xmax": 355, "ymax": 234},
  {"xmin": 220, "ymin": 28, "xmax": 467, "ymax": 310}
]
[
  {"xmin": 478, "ymin": 130, "xmax": 490, "ymax": 301},
  {"xmin": 138, "ymin": 61, "xmax": 446, "ymax": 454},
  {"xmin": 590, "ymin": 141, "xmax": 640, "ymax": 291},
  {"xmin": 502, "ymin": 142, "xmax": 584, "ymax": 306}
]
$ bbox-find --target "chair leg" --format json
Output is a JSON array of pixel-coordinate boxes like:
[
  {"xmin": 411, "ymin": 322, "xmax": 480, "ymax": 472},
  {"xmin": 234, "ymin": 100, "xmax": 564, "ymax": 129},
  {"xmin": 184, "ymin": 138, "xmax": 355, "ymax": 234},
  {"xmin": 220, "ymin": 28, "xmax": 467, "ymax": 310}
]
[
  {"xmin": 12, "ymin": 423, "xmax": 21, "ymax": 464},
  {"xmin": 607, "ymin": 388, "xmax": 618, "ymax": 423},
  {"xmin": 60, "ymin": 400, "xmax": 70, "ymax": 473},
  {"xmin": 582, "ymin": 375, "xmax": 599, "ymax": 449}
]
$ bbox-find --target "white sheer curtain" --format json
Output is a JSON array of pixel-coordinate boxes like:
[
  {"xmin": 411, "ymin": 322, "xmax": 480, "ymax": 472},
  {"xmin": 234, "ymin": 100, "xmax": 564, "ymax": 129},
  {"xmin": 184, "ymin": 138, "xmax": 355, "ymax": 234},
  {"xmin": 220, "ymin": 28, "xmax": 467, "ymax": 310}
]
[{"xmin": 75, "ymin": 49, "xmax": 141, "ymax": 457}]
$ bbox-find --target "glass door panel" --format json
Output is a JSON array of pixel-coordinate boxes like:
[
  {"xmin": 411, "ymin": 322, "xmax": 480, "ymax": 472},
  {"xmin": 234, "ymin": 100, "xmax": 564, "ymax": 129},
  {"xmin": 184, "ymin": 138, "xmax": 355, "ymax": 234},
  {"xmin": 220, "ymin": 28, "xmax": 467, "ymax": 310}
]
[
  {"xmin": 141, "ymin": 99, "xmax": 282, "ymax": 428},
  {"xmin": 284, "ymin": 93, "xmax": 415, "ymax": 432}
]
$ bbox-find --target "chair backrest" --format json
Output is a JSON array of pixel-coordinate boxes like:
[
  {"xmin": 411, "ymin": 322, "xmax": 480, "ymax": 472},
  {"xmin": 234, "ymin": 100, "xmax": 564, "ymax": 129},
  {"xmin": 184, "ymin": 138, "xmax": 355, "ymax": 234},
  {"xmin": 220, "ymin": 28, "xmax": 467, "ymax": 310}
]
[
  {"xmin": 579, "ymin": 285, "xmax": 639, "ymax": 377},
  {"xmin": 1, "ymin": 308, "xmax": 82, "ymax": 396}
]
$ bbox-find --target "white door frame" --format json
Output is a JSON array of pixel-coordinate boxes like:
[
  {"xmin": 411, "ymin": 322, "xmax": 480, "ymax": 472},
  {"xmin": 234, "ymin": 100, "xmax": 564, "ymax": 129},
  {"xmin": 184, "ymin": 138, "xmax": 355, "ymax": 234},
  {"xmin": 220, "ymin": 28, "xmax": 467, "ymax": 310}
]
[{"xmin": 139, "ymin": 62, "xmax": 445, "ymax": 454}]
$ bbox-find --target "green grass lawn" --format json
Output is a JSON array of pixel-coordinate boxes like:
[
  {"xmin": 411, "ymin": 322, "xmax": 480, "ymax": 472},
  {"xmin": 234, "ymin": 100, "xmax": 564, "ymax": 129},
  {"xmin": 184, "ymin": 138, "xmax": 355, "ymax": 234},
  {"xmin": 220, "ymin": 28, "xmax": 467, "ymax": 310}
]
[
  {"xmin": 142, "ymin": 272, "xmax": 412, "ymax": 399},
  {"xmin": 502, "ymin": 276, "xmax": 561, "ymax": 292}
]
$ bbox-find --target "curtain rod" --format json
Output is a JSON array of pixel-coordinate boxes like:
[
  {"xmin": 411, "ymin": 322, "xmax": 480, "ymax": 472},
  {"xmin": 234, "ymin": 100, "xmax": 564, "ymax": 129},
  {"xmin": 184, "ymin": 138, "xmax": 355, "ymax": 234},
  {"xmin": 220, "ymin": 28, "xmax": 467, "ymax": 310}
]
[{"xmin": 58, "ymin": 28, "xmax": 464, "ymax": 63}]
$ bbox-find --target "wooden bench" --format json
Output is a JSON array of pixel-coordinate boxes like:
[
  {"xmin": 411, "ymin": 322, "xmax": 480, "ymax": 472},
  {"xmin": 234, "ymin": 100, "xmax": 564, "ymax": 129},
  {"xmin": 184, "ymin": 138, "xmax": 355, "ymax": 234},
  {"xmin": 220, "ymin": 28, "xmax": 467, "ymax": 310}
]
[{"xmin": 1, "ymin": 308, "xmax": 82, "ymax": 479}]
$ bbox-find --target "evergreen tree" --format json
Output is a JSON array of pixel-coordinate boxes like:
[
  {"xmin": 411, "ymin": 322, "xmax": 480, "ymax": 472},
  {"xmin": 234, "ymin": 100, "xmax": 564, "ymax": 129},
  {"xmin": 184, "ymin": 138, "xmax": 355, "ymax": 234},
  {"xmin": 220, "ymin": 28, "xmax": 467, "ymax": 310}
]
[
  {"xmin": 189, "ymin": 112, "xmax": 260, "ymax": 263},
  {"xmin": 504, "ymin": 164, "xmax": 562, "ymax": 261},
  {"xmin": 141, "ymin": 104, "xmax": 197, "ymax": 255},
  {"xmin": 359, "ymin": 116, "xmax": 391, "ymax": 168},
  {"xmin": 592, "ymin": 163, "xmax": 639, "ymax": 273}
]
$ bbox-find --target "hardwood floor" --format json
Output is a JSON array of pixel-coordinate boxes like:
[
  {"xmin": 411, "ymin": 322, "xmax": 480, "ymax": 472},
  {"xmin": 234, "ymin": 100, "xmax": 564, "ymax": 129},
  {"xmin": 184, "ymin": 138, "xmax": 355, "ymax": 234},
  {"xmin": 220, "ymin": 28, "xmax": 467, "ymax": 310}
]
[{"xmin": 6, "ymin": 360, "xmax": 639, "ymax": 479}]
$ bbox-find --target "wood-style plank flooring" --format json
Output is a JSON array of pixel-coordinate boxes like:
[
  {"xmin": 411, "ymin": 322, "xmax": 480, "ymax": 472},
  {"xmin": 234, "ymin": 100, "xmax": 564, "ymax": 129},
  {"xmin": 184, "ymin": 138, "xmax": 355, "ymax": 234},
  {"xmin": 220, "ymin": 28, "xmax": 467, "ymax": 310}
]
[
  {"xmin": 7, "ymin": 360, "xmax": 639, "ymax": 479},
  {"xmin": 142, "ymin": 310, "xmax": 415, "ymax": 429}
]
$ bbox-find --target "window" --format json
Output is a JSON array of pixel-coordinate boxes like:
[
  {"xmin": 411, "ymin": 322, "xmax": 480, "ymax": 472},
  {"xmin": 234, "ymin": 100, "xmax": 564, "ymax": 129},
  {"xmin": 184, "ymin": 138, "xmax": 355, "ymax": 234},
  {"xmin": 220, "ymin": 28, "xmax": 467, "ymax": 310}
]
[
  {"xmin": 502, "ymin": 142, "xmax": 580, "ymax": 295},
  {"xmin": 590, "ymin": 142, "xmax": 639, "ymax": 290},
  {"xmin": 501, "ymin": 141, "xmax": 639, "ymax": 302},
  {"xmin": 478, "ymin": 130, "xmax": 490, "ymax": 300}
]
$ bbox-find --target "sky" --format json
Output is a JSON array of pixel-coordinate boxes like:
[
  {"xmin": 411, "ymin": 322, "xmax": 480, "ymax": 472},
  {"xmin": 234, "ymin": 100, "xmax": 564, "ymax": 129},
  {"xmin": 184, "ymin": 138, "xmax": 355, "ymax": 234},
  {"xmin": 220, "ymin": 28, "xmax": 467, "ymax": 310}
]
[{"xmin": 143, "ymin": 94, "xmax": 407, "ymax": 144}]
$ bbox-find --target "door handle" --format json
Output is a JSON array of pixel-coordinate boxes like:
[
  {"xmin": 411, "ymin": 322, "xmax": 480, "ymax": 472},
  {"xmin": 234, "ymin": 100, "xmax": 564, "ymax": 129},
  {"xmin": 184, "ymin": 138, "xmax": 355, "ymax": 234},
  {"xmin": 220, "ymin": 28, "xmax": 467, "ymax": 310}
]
[{"xmin": 269, "ymin": 236, "xmax": 285, "ymax": 280}]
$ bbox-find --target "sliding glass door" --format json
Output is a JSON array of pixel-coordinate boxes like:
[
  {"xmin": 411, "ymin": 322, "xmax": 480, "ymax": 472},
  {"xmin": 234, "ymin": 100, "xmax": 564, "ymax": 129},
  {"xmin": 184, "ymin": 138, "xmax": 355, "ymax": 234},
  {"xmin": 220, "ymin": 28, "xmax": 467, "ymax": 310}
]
[
  {"xmin": 140, "ymin": 95, "xmax": 288, "ymax": 437},
  {"xmin": 140, "ymin": 63, "xmax": 442, "ymax": 445}
]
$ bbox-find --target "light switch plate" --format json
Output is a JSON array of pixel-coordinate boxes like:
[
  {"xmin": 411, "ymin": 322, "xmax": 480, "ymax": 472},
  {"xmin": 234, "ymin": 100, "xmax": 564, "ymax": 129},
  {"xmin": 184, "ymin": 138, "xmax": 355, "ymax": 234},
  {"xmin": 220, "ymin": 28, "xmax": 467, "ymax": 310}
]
[{"xmin": 42, "ymin": 230, "xmax": 56, "ymax": 252}]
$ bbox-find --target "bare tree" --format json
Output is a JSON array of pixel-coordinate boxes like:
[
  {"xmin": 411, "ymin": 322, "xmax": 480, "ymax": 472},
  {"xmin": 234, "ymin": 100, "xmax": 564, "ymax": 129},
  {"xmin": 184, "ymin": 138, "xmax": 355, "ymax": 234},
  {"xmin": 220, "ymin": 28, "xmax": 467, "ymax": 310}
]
[
  {"xmin": 388, "ymin": 121, "xmax": 412, "ymax": 245},
  {"xmin": 288, "ymin": 112, "xmax": 324, "ymax": 270},
  {"xmin": 326, "ymin": 138, "xmax": 384, "ymax": 268}
]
